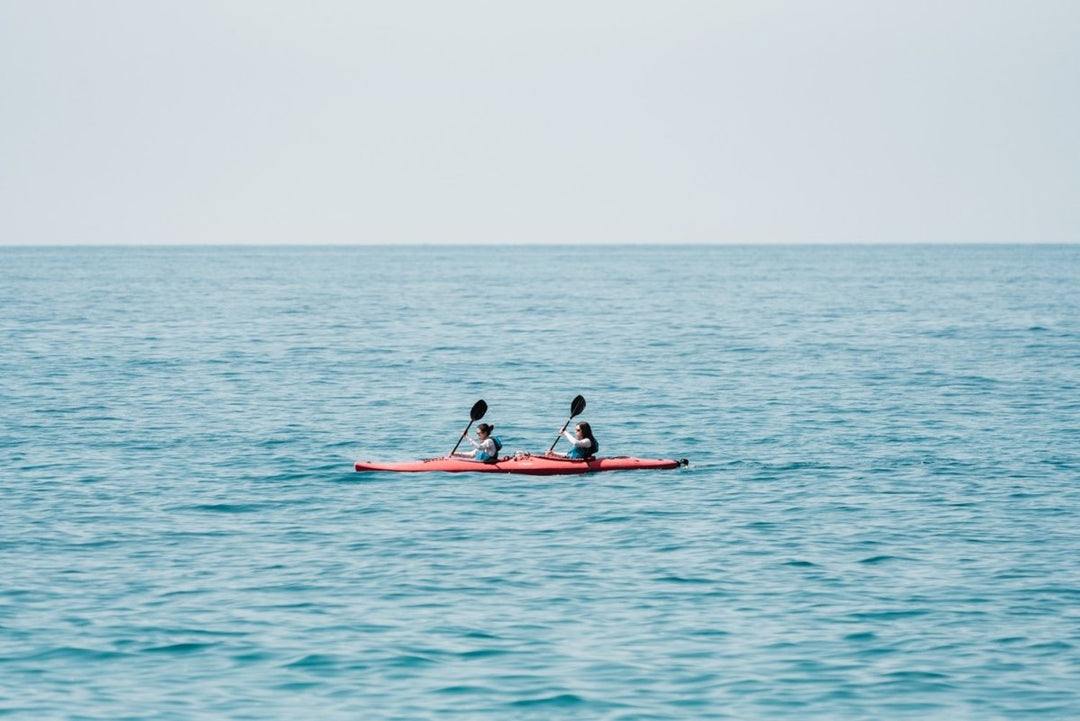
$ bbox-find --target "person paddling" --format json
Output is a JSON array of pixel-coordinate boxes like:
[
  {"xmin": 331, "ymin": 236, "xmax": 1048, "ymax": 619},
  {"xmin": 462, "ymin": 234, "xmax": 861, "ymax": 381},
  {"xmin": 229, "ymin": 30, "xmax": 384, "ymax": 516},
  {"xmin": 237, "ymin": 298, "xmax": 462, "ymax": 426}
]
[
  {"xmin": 552, "ymin": 421, "xmax": 598, "ymax": 460},
  {"xmin": 451, "ymin": 423, "xmax": 501, "ymax": 462}
]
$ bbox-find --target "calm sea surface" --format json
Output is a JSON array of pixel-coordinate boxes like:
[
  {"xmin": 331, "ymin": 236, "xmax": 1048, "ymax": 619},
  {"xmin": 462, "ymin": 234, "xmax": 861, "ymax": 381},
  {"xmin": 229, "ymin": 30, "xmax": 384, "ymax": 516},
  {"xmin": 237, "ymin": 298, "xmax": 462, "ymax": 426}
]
[{"xmin": 2, "ymin": 245, "xmax": 1078, "ymax": 719}]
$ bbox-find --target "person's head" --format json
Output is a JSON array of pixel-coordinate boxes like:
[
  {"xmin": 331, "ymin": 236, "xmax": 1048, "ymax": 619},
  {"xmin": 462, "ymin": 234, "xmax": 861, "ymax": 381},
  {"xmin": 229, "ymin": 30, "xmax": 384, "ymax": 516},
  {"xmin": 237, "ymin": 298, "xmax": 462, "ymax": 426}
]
[
  {"xmin": 576, "ymin": 422, "xmax": 594, "ymax": 440},
  {"xmin": 477, "ymin": 423, "xmax": 493, "ymax": 437}
]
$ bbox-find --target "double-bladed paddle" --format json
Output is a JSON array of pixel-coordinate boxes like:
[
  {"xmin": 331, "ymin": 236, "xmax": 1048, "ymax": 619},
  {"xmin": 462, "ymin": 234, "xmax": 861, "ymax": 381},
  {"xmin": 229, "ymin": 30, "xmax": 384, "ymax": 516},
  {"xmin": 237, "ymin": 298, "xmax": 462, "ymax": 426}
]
[
  {"xmin": 548, "ymin": 394, "xmax": 586, "ymax": 454},
  {"xmin": 449, "ymin": 399, "xmax": 488, "ymax": 457}
]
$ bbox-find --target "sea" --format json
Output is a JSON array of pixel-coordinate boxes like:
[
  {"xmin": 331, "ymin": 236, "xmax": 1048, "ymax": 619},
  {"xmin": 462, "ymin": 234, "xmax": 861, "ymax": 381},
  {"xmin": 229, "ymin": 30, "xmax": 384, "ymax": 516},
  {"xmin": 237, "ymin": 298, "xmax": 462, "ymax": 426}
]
[{"xmin": 1, "ymin": 244, "xmax": 1078, "ymax": 720}]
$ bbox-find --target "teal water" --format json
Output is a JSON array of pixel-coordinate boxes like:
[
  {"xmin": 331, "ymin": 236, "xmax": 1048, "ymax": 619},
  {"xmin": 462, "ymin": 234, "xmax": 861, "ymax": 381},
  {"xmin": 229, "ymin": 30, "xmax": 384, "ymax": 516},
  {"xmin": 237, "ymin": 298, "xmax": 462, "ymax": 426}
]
[{"xmin": 2, "ymin": 245, "xmax": 1078, "ymax": 719}]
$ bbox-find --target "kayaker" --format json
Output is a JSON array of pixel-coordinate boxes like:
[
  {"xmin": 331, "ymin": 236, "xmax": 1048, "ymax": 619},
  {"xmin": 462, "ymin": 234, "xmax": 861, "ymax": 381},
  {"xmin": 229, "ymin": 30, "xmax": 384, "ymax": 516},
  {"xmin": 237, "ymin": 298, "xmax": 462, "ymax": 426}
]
[
  {"xmin": 553, "ymin": 422, "xmax": 598, "ymax": 460},
  {"xmin": 452, "ymin": 423, "xmax": 501, "ymax": 462}
]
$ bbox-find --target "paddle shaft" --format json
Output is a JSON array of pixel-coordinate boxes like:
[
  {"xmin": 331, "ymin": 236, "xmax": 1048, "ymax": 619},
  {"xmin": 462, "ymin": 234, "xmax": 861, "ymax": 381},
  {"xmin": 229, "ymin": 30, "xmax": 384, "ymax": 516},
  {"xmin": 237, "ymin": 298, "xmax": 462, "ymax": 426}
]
[
  {"xmin": 449, "ymin": 399, "xmax": 488, "ymax": 457},
  {"xmin": 548, "ymin": 395, "xmax": 586, "ymax": 454},
  {"xmin": 449, "ymin": 421, "xmax": 475, "ymax": 457},
  {"xmin": 547, "ymin": 420, "xmax": 573, "ymax": 454}
]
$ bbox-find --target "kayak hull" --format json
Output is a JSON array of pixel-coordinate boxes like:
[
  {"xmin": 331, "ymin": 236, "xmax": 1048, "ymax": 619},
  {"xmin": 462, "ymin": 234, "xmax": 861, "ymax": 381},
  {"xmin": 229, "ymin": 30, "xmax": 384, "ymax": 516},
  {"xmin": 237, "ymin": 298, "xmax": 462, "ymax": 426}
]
[{"xmin": 354, "ymin": 455, "xmax": 688, "ymax": 475}]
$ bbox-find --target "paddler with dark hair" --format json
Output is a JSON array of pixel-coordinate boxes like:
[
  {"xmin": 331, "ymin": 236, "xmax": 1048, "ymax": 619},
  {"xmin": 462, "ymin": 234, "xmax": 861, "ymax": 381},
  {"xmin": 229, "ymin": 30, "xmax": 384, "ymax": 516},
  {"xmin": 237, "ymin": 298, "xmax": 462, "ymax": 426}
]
[
  {"xmin": 451, "ymin": 423, "xmax": 502, "ymax": 462},
  {"xmin": 552, "ymin": 421, "xmax": 598, "ymax": 459}
]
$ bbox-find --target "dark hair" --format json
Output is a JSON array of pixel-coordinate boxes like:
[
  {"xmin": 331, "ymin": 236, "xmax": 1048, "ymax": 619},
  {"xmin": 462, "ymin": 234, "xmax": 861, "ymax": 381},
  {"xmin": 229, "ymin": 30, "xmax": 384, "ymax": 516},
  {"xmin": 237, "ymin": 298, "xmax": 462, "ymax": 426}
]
[
  {"xmin": 576, "ymin": 422, "xmax": 598, "ymax": 455},
  {"xmin": 477, "ymin": 423, "xmax": 493, "ymax": 434}
]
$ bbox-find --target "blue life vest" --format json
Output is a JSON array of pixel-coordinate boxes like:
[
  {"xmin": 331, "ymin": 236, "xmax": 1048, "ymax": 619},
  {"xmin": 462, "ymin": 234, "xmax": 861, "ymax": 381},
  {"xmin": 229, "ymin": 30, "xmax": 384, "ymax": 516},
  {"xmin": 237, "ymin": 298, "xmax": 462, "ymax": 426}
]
[
  {"xmin": 568, "ymin": 439, "xmax": 598, "ymax": 459},
  {"xmin": 477, "ymin": 436, "xmax": 503, "ymax": 462}
]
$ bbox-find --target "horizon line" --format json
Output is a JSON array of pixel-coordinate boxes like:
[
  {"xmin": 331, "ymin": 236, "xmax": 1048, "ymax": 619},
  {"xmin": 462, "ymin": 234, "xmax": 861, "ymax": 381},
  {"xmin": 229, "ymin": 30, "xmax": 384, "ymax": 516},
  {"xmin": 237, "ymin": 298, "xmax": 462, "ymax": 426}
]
[{"xmin": 2, "ymin": 240, "xmax": 1077, "ymax": 249}]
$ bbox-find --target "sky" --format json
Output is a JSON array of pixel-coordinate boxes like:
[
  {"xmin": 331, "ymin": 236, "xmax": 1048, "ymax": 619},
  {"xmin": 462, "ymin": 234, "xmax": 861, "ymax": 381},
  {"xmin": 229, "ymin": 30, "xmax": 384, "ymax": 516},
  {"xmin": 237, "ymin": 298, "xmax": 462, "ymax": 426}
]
[{"xmin": 1, "ymin": 0, "xmax": 1078, "ymax": 245}]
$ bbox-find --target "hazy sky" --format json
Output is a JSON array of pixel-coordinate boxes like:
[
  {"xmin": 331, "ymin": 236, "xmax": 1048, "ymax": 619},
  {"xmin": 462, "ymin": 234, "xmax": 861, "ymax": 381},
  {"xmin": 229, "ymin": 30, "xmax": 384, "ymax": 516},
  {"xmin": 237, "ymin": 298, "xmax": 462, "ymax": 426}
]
[{"xmin": 2, "ymin": 1, "xmax": 1077, "ymax": 245}]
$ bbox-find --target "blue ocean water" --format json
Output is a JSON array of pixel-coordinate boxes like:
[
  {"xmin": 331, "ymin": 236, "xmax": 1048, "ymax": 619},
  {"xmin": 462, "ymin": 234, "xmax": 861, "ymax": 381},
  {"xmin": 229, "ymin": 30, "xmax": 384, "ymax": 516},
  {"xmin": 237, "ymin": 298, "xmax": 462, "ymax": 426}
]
[{"xmin": 1, "ymin": 244, "xmax": 1078, "ymax": 720}]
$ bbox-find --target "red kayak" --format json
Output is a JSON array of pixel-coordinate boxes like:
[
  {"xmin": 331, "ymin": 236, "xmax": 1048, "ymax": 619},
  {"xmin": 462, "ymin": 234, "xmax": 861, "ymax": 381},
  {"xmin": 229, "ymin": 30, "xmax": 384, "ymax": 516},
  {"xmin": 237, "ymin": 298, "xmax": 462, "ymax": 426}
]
[{"xmin": 354, "ymin": 454, "xmax": 689, "ymax": 475}]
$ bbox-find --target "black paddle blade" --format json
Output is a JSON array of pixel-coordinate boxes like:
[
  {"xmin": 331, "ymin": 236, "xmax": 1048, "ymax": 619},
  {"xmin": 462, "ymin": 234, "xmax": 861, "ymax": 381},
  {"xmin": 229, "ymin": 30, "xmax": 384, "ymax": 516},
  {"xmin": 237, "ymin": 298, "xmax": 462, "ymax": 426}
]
[{"xmin": 471, "ymin": 399, "xmax": 488, "ymax": 421}]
